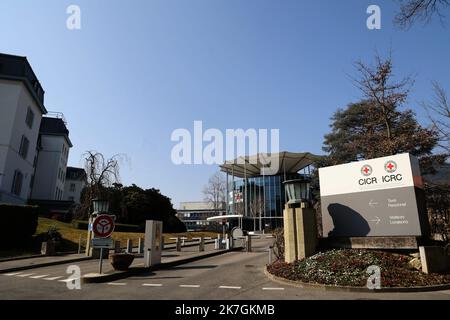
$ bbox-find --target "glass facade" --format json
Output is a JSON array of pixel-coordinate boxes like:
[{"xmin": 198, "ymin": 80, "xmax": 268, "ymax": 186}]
[{"xmin": 228, "ymin": 173, "xmax": 304, "ymax": 230}]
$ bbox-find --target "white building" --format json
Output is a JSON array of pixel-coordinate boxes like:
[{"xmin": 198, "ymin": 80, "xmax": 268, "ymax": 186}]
[
  {"xmin": 63, "ymin": 167, "xmax": 87, "ymax": 204},
  {"xmin": 0, "ymin": 53, "xmax": 47, "ymax": 204},
  {"xmin": 176, "ymin": 201, "xmax": 226, "ymax": 231},
  {"xmin": 31, "ymin": 115, "xmax": 72, "ymax": 201}
]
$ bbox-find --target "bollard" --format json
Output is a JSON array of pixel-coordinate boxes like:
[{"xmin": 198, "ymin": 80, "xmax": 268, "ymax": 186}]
[
  {"xmin": 77, "ymin": 235, "xmax": 82, "ymax": 254},
  {"xmin": 126, "ymin": 239, "xmax": 133, "ymax": 253},
  {"xmin": 114, "ymin": 240, "xmax": 121, "ymax": 253},
  {"xmin": 199, "ymin": 237, "xmax": 205, "ymax": 252},
  {"xmin": 138, "ymin": 238, "xmax": 144, "ymax": 254},
  {"xmin": 161, "ymin": 237, "xmax": 165, "ymax": 250},
  {"xmin": 214, "ymin": 238, "xmax": 219, "ymax": 250},
  {"xmin": 176, "ymin": 238, "xmax": 181, "ymax": 252},
  {"xmin": 246, "ymin": 235, "xmax": 252, "ymax": 252}
]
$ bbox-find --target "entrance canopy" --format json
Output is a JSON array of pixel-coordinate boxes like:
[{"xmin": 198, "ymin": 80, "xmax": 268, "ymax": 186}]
[
  {"xmin": 206, "ymin": 214, "xmax": 244, "ymax": 221},
  {"xmin": 220, "ymin": 151, "xmax": 321, "ymax": 178}
]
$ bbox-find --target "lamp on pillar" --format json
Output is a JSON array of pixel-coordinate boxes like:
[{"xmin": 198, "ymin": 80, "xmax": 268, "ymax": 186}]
[
  {"xmin": 283, "ymin": 178, "xmax": 311, "ymax": 207},
  {"xmin": 282, "ymin": 178, "xmax": 316, "ymax": 263},
  {"xmin": 92, "ymin": 198, "xmax": 109, "ymax": 214}
]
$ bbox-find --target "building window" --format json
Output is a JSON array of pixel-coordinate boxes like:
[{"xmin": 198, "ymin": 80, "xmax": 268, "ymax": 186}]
[
  {"xmin": 25, "ymin": 107, "xmax": 34, "ymax": 129},
  {"xmin": 11, "ymin": 170, "xmax": 23, "ymax": 196},
  {"xmin": 19, "ymin": 135, "xmax": 29, "ymax": 159},
  {"xmin": 70, "ymin": 183, "xmax": 76, "ymax": 192}
]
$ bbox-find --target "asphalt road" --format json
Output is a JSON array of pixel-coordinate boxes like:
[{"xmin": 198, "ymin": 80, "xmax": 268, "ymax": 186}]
[{"xmin": 1, "ymin": 238, "xmax": 449, "ymax": 300}]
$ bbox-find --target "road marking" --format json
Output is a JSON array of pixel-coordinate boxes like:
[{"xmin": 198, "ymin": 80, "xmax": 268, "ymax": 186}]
[
  {"xmin": 43, "ymin": 276, "xmax": 63, "ymax": 281},
  {"xmin": 17, "ymin": 273, "xmax": 34, "ymax": 277},
  {"xmin": 3, "ymin": 272, "xmax": 23, "ymax": 276},
  {"xmin": 179, "ymin": 284, "xmax": 200, "ymax": 288},
  {"xmin": 219, "ymin": 286, "xmax": 241, "ymax": 290},
  {"xmin": 107, "ymin": 282, "xmax": 127, "ymax": 286},
  {"xmin": 262, "ymin": 287, "xmax": 285, "ymax": 291},
  {"xmin": 30, "ymin": 274, "xmax": 50, "ymax": 279},
  {"xmin": 58, "ymin": 278, "xmax": 80, "ymax": 283},
  {"xmin": 142, "ymin": 283, "xmax": 163, "ymax": 287}
]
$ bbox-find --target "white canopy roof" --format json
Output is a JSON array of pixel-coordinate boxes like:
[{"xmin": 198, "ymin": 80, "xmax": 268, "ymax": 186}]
[
  {"xmin": 206, "ymin": 214, "xmax": 244, "ymax": 221},
  {"xmin": 220, "ymin": 151, "xmax": 321, "ymax": 178}
]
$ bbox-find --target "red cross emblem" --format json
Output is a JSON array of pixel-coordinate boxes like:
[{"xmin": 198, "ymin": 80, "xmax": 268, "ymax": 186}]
[
  {"xmin": 361, "ymin": 164, "xmax": 373, "ymax": 176},
  {"xmin": 384, "ymin": 160, "xmax": 397, "ymax": 173}
]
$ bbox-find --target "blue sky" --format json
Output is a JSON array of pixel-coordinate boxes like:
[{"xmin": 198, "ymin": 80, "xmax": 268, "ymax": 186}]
[{"xmin": 1, "ymin": 0, "xmax": 449, "ymax": 207}]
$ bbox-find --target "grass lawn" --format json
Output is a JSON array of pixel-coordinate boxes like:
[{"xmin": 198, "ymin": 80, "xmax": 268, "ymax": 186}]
[
  {"xmin": 38, "ymin": 217, "xmax": 219, "ymax": 250},
  {"xmin": 0, "ymin": 218, "xmax": 219, "ymax": 259}
]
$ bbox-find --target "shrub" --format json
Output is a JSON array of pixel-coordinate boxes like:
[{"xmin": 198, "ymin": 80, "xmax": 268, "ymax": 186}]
[{"xmin": 0, "ymin": 204, "xmax": 38, "ymax": 249}]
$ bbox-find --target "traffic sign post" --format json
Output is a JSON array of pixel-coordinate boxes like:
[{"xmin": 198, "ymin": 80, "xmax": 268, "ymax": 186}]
[{"xmin": 92, "ymin": 215, "xmax": 115, "ymax": 274}]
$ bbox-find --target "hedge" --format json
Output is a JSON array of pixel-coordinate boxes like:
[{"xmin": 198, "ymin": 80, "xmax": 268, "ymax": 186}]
[
  {"xmin": 0, "ymin": 204, "xmax": 38, "ymax": 248},
  {"xmin": 71, "ymin": 220, "xmax": 142, "ymax": 232}
]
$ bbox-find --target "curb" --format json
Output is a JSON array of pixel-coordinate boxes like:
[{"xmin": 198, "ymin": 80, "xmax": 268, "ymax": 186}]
[
  {"xmin": 0, "ymin": 254, "xmax": 45, "ymax": 263},
  {"xmin": 264, "ymin": 267, "xmax": 450, "ymax": 293},
  {"xmin": 0, "ymin": 256, "xmax": 93, "ymax": 274},
  {"xmin": 82, "ymin": 247, "xmax": 242, "ymax": 284}
]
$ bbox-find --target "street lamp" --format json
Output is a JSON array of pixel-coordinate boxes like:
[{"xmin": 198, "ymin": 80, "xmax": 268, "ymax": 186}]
[
  {"xmin": 283, "ymin": 178, "xmax": 311, "ymax": 206},
  {"xmin": 92, "ymin": 198, "xmax": 109, "ymax": 214}
]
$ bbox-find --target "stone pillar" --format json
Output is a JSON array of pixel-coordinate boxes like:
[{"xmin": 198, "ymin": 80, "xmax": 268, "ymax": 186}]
[
  {"xmin": 144, "ymin": 220, "xmax": 163, "ymax": 267},
  {"xmin": 295, "ymin": 203, "xmax": 317, "ymax": 260},
  {"xmin": 283, "ymin": 204, "xmax": 297, "ymax": 263},
  {"xmin": 283, "ymin": 203, "xmax": 317, "ymax": 263}
]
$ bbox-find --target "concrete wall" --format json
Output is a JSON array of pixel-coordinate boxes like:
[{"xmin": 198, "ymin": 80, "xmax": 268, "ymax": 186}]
[
  {"xmin": 31, "ymin": 135, "xmax": 69, "ymax": 200},
  {"xmin": 0, "ymin": 79, "xmax": 42, "ymax": 203}
]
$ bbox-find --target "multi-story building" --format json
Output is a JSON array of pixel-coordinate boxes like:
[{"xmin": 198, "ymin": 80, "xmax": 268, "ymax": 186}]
[
  {"xmin": 31, "ymin": 114, "xmax": 72, "ymax": 201},
  {"xmin": 220, "ymin": 151, "xmax": 320, "ymax": 230},
  {"xmin": 63, "ymin": 167, "xmax": 87, "ymax": 204},
  {"xmin": 0, "ymin": 53, "xmax": 47, "ymax": 204},
  {"xmin": 176, "ymin": 201, "xmax": 226, "ymax": 231}
]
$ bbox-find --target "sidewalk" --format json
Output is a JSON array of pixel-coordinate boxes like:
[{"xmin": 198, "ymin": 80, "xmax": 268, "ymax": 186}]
[
  {"xmin": 0, "ymin": 240, "xmax": 232, "ymax": 274},
  {"xmin": 82, "ymin": 242, "xmax": 240, "ymax": 283},
  {"xmin": 0, "ymin": 253, "xmax": 91, "ymax": 273}
]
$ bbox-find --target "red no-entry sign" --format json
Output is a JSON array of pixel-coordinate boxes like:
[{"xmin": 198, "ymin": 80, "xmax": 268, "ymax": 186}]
[{"xmin": 92, "ymin": 214, "xmax": 115, "ymax": 238}]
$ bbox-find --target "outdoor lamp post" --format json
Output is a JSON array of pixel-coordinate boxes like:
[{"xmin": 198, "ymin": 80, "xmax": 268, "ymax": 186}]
[
  {"xmin": 92, "ymin": 198, "xmax": 109, "ymax": 214},
  {"xmin": 283, "ymin": 178, "xmax": 311, "ymax": 206},
  {"xmin": 282, "ymin": 177, "xmax": 317, "ymax": 263}
]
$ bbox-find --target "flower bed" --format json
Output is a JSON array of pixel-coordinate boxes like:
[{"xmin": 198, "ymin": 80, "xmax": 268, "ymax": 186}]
[{"xmin": 267, "ymin": 249, "xmax": 450, "ymax": 287}]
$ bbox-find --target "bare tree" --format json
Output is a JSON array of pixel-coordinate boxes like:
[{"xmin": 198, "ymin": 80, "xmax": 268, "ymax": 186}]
[
  {"xmin": 395, "ymin": 0, "xmax": 450, "ymax": 28},
  {"xmin": 421, "ymin": 81, "xmax": 450, "ymax": 153},
  {"xmin": 75, "ymin": 151, "xmax": 125, "ymax": 219},
  {"xmin": 353, "ymin": 53, "xmax": 414, "ymax": 143},
  {"xmin": 202, "ymin": 172, "xmax": 226, "ymax": 210},
  {"xmin": 249, "ymin": 197, "xmax": 264, "ymax": 231}
]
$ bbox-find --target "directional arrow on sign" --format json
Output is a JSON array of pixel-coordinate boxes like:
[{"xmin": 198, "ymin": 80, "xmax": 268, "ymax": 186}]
[
  {"xmin": 368, "ymin": 200, "xmax": 379, "ymax": 208},
  {"xmin": 369, "ymin": 216, "xmax": 381, "ymax": 224}
]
